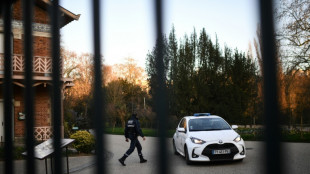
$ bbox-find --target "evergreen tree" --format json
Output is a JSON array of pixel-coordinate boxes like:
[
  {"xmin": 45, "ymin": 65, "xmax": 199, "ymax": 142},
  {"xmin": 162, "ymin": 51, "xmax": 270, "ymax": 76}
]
[
  {"xmin": 146, "ymin": 34, "xmax": 169, "ymax": 109},
  {"xmin": 195, "ymin": 28, "xmax": 211, "ymax": 113},
  {"xmin": 146, "ymin": 27, "xmax": 259, "ymax": 124},
  {"xmin": 168, "ymin": 26, "xmax": 179, "ymax": 116}
]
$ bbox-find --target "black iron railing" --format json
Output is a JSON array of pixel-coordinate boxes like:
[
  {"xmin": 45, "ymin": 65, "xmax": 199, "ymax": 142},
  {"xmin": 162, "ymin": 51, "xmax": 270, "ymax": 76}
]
[
  {"xmin": 1, "ymin": 0, "xmax": 281, "ymax": 174},
  {"xmin": 259, "ymin": 1, "xmax": 282, "ymax": 173},
  {"xmin": 22, "ymin": 1, "xmax": 35, "ymax": 174},
  {"xmin": 3, "ymin": 1, "xmax": 14, "ymax": 174}
]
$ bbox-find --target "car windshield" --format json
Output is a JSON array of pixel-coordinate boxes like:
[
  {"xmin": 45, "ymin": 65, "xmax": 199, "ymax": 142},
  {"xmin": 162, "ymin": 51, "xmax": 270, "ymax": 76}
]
[{"xmin": 188, "ymin": 118, "xmax": 231, "ymax": 131}]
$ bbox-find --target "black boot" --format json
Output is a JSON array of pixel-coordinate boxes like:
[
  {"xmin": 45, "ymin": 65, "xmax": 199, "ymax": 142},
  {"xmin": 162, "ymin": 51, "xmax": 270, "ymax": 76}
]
[
  {"xmin": 119, "ymin": 155, "xmax": 127, "ymax": 166},
  {"xmin": 139, "ymin": 154, "xmax": 147, "ymax": 163}
]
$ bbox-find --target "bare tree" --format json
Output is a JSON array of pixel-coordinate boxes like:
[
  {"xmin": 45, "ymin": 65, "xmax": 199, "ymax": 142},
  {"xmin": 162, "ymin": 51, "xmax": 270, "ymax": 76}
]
[
  {"xmin": 106, "ymin": 80, "xmax": 127, "ymax": 129},
  {"xmin": 275, "ymin": 0, "xmax": 310, "ymax": 70},
  {"xmin": 113, "ymin": 57, "xmax": 147, "ymax": 88}
]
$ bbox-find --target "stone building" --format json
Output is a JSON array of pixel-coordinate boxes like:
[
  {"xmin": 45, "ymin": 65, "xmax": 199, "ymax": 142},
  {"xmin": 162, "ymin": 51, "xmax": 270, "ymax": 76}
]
[{"xmin": 0, "ymin": 0, "xmax": 80, "ymax": 142}]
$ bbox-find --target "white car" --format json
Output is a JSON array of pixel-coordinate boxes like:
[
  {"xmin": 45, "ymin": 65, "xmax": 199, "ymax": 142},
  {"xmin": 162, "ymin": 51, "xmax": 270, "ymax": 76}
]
[{"xmin": 172, "ymin": 113, "xmax": 246, "ymax": 164}]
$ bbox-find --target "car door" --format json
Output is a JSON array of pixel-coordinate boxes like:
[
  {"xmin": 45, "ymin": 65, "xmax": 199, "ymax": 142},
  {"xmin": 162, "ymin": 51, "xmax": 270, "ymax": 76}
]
[{"xmin": 175, "ymin": 118, "xmax": 185, "ymax": 152}]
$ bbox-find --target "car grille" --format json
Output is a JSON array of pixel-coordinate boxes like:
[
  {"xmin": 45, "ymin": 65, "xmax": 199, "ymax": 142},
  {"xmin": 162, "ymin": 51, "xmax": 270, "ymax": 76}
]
[{"xmin": 201, "ymin": 143, "xmax": 239, "ymax": 161}]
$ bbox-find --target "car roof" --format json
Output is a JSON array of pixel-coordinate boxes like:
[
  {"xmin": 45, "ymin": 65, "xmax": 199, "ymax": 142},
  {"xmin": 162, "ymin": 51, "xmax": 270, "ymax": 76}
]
[{"xmin": 184, "ymin": 115, "xmax": 221, "ymax": 120}]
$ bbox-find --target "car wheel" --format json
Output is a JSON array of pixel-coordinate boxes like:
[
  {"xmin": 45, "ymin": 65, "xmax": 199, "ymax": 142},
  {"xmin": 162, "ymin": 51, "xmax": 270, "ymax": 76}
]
[
  {"xmin": 173, "ymin": 140, "xmax": 178, "ymax": 155},
  {"xmin": 184, "ymin": 145, "xmax": 192, "ymax": 165}
]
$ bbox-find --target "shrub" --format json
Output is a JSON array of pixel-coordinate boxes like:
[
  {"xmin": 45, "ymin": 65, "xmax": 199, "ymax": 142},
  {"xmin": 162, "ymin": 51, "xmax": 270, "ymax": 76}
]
[{"xmin": 70, "ymin": 130, "xmax": 95, "ymax": 153}]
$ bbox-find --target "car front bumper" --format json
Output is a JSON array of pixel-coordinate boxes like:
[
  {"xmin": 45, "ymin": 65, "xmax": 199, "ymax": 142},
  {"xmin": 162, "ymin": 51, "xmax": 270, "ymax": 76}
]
[{"xmin": 186, "ymin": 139, "xmax": 246, "ymax": 162}]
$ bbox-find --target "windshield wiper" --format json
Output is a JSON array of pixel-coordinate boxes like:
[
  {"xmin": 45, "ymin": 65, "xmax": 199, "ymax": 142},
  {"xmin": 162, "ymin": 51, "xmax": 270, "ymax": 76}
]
[
  {"xmin": 204, "ymin": 129, "xmax": 224, "ymax": 131},
  {"xmin": 190, "ymin": 130, "xmax": 205, "ymax": 131}
]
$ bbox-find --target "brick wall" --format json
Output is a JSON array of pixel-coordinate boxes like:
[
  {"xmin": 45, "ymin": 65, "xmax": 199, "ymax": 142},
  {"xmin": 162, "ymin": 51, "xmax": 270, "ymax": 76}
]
[
  {"xmin": 33, "ymin": 36, "xmax": 51, "ymax": 56},
  {"xmin": 13, "ymin": 0, "xmax": 50, "ymax": 24},
  {"xmin": 13, "ymin": 85, "xmax": 51, "ymax": 138},
  {"xmin": 13, "ymin": 85, "xmax": 24, "ymax": 137},
  {"xmin": 3, "ymin": 0, "xmax": 66, "ymax": 139},
  {"xmin": 12, "ymin": 0, "xmax": 52, "ymax": 56},
  {"xmin": 13, "ymin": 36, "xmax": 51, "ymax": 56},
  {"xmin": 11, "ymin": 1, "xmax": 53, "ymax": 138}
]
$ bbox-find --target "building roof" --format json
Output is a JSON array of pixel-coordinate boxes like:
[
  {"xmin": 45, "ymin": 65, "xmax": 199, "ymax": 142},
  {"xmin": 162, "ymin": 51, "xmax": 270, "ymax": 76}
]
[
  {"xmin": 0, "ymin": 0, "xmax": 80, "ymax": 28},
  {"xmin": 36, "ymin": 0, "xmax": 80, "ymax": 28}
]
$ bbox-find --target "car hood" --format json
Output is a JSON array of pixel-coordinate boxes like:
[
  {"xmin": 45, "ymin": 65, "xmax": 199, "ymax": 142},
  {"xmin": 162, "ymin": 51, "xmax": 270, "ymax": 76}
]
[{"xmin": 189, "ymin": 130, "xmax": 239, "ymax": 142}]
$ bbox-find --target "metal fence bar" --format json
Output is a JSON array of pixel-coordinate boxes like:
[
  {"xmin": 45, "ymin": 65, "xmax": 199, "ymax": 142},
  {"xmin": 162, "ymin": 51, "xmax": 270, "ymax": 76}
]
[
  {"xmin": 22, "ymin": 0, "xmax": 36, "ymax": 174},
  {"xmin": 0, "ymin": 1, "xmax": 287, "ymax": 174},
  {"xmin": 91, "ymin": 0, "xmax": 105, "ymax": 174},
  {"xmin": 154, "ymin": 0, "xmax": 169, "ymax": 174},
  {"xmin": 259, "ymin": 0, "xmax": 283, "ymax": 174},
  {"xmin": 50, "ymin": 0, "xmax": 63, "ymax": 173},
  {"xmin": 3, "ymin": 1, "xmax": 14, "ymax": 174}
]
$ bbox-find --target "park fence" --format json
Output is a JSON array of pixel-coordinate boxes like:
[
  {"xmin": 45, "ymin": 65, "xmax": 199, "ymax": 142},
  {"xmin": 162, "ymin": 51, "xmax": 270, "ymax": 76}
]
[{"xmin": 1, "ymin": 0, "xmax": 282, "ymax": 174}]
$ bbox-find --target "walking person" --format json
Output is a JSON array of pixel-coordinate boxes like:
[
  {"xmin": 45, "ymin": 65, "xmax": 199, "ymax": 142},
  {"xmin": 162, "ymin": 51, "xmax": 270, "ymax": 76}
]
[{"xmin": 119, "ymin": 114, "xmax": 147, "ymax": 166}]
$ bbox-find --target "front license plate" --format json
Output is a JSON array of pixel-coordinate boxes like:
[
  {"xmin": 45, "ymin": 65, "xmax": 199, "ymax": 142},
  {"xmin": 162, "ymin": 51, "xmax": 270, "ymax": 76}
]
[{"xmin": 212, "ymin": 149, "xmax": 231, "ymax": 155}]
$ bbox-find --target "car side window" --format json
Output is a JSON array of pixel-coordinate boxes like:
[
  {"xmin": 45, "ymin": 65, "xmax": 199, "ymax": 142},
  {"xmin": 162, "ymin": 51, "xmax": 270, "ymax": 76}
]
[{"xmin": 179, "ymin": 118, "xmax": 185, "ymax": 128}]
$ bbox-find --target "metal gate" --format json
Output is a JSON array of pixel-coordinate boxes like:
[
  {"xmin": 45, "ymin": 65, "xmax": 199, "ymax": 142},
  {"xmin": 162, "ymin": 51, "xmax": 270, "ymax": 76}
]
[{"xmin": 1, "ymin": 0, "xmax": 282, "ymax": 174}]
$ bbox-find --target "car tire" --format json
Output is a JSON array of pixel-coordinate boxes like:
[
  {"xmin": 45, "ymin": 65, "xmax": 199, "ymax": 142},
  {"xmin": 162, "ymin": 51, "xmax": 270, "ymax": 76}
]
[
  {"xmin": 184, "ymin": 145, "xmax": 192, "ymax": 165},
  {"xmin": 173, "ymin": 140, "xmax": 178, "ymax": 155}
]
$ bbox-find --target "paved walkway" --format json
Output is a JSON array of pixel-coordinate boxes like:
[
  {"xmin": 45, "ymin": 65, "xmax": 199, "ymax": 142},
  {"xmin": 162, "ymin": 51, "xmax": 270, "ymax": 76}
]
[
  {"xmin": 0, "ymin": 153, "xmax": 97, "ymax": 174},
  {"xmin": 74, "ymin": 134, "xmax": 159, "ymax": 174},
  {"xmin": 0, "ymin": 134, "xmax": 155, "ymax": 174},
  {"xmin": 2, "ymin": 135, "xmax": 310, "ymax": 174}
]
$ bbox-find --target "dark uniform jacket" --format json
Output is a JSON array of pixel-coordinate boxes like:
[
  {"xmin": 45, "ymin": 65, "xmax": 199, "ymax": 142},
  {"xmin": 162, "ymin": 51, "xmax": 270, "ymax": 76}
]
[{"xmin": 125, "ymin": 115, "xmax": 144, "ymax": 138}]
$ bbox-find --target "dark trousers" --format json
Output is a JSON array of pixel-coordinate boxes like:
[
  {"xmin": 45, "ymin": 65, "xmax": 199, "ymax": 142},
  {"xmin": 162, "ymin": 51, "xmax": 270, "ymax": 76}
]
[{"xmin": 125, "ymin": 136, "xmax": 142, "ymax": 157}]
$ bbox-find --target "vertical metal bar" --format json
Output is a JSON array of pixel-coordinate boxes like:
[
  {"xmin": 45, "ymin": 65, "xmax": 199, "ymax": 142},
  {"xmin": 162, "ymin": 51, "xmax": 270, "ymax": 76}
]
[
  {"xmin": 66, "ymin": 147, "xmax": 69, "ymax": 174},
  {"xmin": 45, "ymin": 158, "xmax": 48, "ymax": 174},
  {"xmin": 50, "ymin": 0, "xmax": 62, "ymax": 173},
  {"xmin": 51, "ymin": 156, "xmax": 53, "ymax": 174},
  {"xmin": 259, "ymin": 0, "xmax": 283, "ymax": 174},
  {"xmin": 91, "ymin": 0, "xmax": 105, "ymax": 174},
  {"xmin": 3, "ymin": 1, "xmax": 14, "ymax": 174},
  {"xmin": 22, "ymin": 0, "xmax": 36, "ymax": 174},
  {"xmin": 154, "ymin": 0, "xmax": 169, "ymax": 174}
]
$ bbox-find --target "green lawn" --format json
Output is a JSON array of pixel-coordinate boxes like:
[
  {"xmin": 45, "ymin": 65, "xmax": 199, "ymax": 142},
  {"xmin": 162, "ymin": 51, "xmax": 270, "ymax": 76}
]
[{"xmin": 104, "ymin": 127, "xmax": 175, "ymax": 137}]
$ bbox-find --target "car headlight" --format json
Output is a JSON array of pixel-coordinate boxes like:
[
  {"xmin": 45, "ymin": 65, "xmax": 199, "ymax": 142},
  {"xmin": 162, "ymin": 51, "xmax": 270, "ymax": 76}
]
[
  {"xmin": 234, "ymin": 135, "xmax": 242, "ymax": 142},
  {"xmin": 190, "ymin": 137, "xmax": 206, "ymax": 144}
]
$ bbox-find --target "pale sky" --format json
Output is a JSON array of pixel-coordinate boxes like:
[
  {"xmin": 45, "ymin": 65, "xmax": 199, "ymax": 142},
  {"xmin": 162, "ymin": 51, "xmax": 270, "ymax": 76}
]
[{"xmin": 60, "ymin": 0, "xmax": 260, "ymax": 68}]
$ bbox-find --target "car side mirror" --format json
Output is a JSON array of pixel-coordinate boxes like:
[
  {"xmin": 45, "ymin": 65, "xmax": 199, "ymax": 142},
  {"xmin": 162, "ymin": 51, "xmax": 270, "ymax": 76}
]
[
  {"xmin": 177, "ymin": 127, "xmax": 186, "ymax": 133},
  {"xmin": 231, "ymin": 125, "xmax": 238, "ymax": 129}
]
